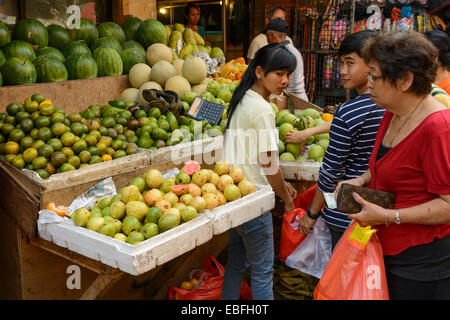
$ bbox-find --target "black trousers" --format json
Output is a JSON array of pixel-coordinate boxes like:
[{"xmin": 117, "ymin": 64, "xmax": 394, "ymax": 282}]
[{"xmin": 386, "ymin": 271, "xmax": 450, "ymax": 300}]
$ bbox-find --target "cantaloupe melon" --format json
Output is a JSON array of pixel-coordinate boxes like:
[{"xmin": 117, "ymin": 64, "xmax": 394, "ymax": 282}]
[
  {"xmin": 129, "ymin": 63, "xmax": 151, "ymax": 88},
  {"xmin": 146, "ymin": 43, "xmax": 172, "ymax": 66},
  {"xmin": 150, "ymin": 60, "xmax": 176, "ymax": 86},
  {"xmin": 137, "ymin": 81, "xmax": 163, "ymax": 106},
  {"xmin": 192, "ymin": 83, "xmax": 207, "ymax": 94},
  {"xmin": 171, "ymin": 59, "xmax": 184, "ymax": 76},
  {"xmin": 120, "ymin": 87, "xmax": 139, "ymax": 103},
  {"xmin": 164, "ymin": 75, "xmax": 191, "ymax": 98},
  {"xmin": 182, "ymin": 57, "xmax": 207, "ymax": 85}
]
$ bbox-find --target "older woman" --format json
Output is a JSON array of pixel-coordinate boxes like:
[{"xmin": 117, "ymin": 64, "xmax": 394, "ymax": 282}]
[{"xmin": 336, "ymin": 30, "xmax": 450, "ymax": 300}]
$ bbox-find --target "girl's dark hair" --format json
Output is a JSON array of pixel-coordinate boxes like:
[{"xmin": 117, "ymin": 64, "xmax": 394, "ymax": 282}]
[
  {"xmin": 338, "ymin": 30, "xmax": 377, "ymax": 58},
  {"xmin": 226, "ymin": 42, "xmax": 297, "ymax": 130},
  {"xmin": 424, "ymin": 30, "xmax": 450, "ymax": 70},
  {"xmin": 361, "ymin": 30, "xmax": 438, "ymax": 95}
]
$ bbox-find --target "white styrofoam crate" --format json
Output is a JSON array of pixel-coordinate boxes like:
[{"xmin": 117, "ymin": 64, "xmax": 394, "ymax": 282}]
[
  {"xmin": 205, "ymin": 185, "xmax": 275, "ymax": 235},
  {"xmin": 145, "ymin": 136, "xmax": 223, "ymax": 164},
  {"xmin": 37, "ymin": 183, "xmax": 275, "ymax": 275},
  {"xmin": 38, "ymin": 213, "xmax": 213, "ymax": 276},
  {"xmin": 279, "ymin": 160, "xmax": 320, "ymax": 181}
]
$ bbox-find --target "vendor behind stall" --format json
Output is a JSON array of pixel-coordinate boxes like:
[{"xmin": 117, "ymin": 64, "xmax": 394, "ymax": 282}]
[{"xmin": 184, "ymin": 3, "xmax": 205, "ymax": 38}]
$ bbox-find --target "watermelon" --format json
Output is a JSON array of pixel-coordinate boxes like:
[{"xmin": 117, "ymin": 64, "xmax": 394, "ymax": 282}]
[
  {"xmin": 137, "ymin": 19, "xmax": 167, "ymax": 49},
  {"xmin": 2, "ymin": 40, "xmax": 36, "ymax": 61},
  {"xmin": 122, "ymin": 40, "xmax": 145, "ymax": 56},
  {"xmin": 0, "ymin": 50, "xmax": 5, "ymax": 67},
  {"xmin": 63, "ymin": 41, "xmax": 91, "ymax": 58},
  {"xmin": 121, "ymin": 48, "xmax": 146, "ymax": 74},
  {"xmin": 93, "ymin": 47, "xmax": 123, "ymax": 76},
  {"xmin": 14, "ymin": 18, "xmax": 49, "ymax": 49},
  {"xmin": 47, "ymin": 24, "xmax": 72, "ymax": 52},
  {"xmin": 34, "ymin": 56, "xmax": 68, "ymax": 83},
  {"xmin": 65, "ymin": 53, "xmax": 98, "ymax": 80},
  {"xmin": 97, "ymin": 22, "xmax": 126, "ymax": 44},
  {"xmin": 36, "ymin": 47, "xmax": 65, "ymax": 62},
  {"xmin": 1, "ymin": 57, "xmax": 37, "ymax": 85},
  {"xmin": 0, "ymin": 21, "xmax": 11, "ymax": 48},
  {"xmin": 122, "ymin": 17, "xmax": 142, "ymax": 41},
  {"xmin": 70, "ymin": 18, "xmax": 99, "ymax": 46},
  {"xmin": 91, "ymin": 37, "xmax": 122, "ymax": 55}
]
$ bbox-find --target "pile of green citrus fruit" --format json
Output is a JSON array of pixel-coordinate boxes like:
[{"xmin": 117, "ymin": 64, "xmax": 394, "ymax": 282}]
[{"xmin": 0, "ymin": 93, "xmax": 139, "ymax": 179}]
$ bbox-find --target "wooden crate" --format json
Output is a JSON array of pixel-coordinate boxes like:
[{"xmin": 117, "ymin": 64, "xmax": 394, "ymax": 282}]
[
  {"xmin": 0, "ymin": 75, "xmax": 129, "ymax": 114},
  {"xmin": 0, "ymin": 151, "xmax": 150, "ymax": 238}
]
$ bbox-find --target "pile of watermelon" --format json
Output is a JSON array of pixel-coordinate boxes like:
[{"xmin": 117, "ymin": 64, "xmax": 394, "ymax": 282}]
[{"xmin": 0, "ymin": 17, "xmax": 167, "ymax": 87}]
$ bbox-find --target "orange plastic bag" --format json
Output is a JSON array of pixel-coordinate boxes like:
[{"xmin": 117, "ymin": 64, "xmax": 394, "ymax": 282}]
[
  {"xmin": 168, "ymin": 255, "xmax": 252, "ymax": 300},
  {"xmin": 314, "ymin": 221, "xmax": 390, "ymax": 300},
  {"xmin": 279, "ymin": 184, "xmax": 317, "ymax": 261}
]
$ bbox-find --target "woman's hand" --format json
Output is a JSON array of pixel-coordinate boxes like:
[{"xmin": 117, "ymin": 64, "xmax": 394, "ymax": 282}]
[
  {"xmin": 298, "ymin": 214, "xmax": 317, "ymax": 234},
  {"xmin": 334, "ymin": 176, "xmax": 365, "ymax": 198},
  {"xmin": 347, "ymin": 192, "xmax": 385, "ymax": 227},
  {"xmin": 285, "ymin": 129, "xmax": 310, "ymax": 145}
]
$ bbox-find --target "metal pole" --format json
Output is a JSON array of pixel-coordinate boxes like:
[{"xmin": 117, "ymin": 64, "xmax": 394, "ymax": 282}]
[
  {"xmin": 222, "ymin": 0, "xmax": 227, "ymax": 58},
  {"xmin": 293, "ymin": 0, "xmax": 299, "ymax": 46}
]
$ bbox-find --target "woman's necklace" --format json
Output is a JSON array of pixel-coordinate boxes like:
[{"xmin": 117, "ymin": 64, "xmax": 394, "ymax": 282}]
[{"xmin": 385, "ymin": 96, "xmax": 426, "ymax": 147}]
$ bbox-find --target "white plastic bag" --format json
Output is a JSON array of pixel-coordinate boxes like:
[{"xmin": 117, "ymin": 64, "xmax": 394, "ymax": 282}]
[
  {"xmin": 66, "ymin": 177, "xmax": 117, "ymax": 215},
  {"xmin": 285, "ymin": 217, "xmax": 332, "ymax": 279}
]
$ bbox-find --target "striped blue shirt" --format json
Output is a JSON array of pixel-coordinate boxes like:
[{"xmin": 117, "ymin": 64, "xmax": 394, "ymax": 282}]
[{"xmin": 317, "ymin": 93, "xmax": 385, "ymax": 229}]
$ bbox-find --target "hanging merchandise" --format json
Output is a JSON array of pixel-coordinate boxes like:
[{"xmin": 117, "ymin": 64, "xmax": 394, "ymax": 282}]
[
  {"xmin": 323, "ymin": 54, "xmax": 333, "ymax": 89},
  {"xmin": 319, "ymin": 0, "xmax": 338, "ymax": 50}
]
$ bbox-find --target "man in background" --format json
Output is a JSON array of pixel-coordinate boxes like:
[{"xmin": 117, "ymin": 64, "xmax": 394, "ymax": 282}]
[
  {"xmin": 266, "ymin": 18, "xmax": 308, "ymax": 101},
  {"xmin": 247, "ymin": 6, "xmax": 293, "ymax": 63}
]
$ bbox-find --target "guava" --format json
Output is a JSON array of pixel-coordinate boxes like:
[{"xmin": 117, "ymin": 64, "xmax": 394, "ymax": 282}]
[
  {"xmin": 223, "ymin": 184, "xmax": 241, "ymax": 202},
  {"xmin": 181, "ymin": 206, "xmax": 198, "ymax": 222}
]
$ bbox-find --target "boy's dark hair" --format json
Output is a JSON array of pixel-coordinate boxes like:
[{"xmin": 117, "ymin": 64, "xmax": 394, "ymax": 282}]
[
  {"xmin": 267, "ymin": 6, "xmax": 286, "ymax": 19},
  {"xmin": 424, "ymin": 30, "xmax": 450, "ymax": 70},
  {"xmin": 338, "ymin": 30, "xmax": 377, "ymax": 58}
]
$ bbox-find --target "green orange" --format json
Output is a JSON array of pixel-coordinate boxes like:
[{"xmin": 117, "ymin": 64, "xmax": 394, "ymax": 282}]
[
  {"xmin": 23, "ymin": 147, "xmax": 38, "ymax": 163},
  {"xmin": 4, "ymin": 141, "xmax": 19, "ymax": 154}
]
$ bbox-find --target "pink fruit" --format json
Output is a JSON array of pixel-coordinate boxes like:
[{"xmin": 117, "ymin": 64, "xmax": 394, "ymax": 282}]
[
  {"xmin": 238, "ymin": 179, "xmax": 256, "ymax": 196},
  {"xmin": 229, "ymin": 167, "xmax": 244, "ymax": 184},
  {"xmin": 217, "ymin": 174, "xmax": 234, "ymax": 192},
  {"xmin": 183, "ymin": 160, "xmax": 201, "ymax": 175},
  {"xmin": 171, "ymin": 184, "xmax": 190, "ymax": 196}
]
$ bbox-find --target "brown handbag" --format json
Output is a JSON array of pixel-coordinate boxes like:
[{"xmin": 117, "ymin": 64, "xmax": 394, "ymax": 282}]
[{"xmin": 336, "ymin": 183, "xmax": 396, "ymax": 214}]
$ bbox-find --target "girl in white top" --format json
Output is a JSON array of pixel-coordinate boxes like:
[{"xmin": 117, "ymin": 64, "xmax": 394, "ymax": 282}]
[{"xmin": 221, "ymin": 42, "xmax": 298, "ymax": 300}]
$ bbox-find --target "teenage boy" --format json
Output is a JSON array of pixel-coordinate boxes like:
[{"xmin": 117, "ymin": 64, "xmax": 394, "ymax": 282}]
[{"xmin": 297, "ymin": 30, "xmax": 385, "ymax": 249}]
